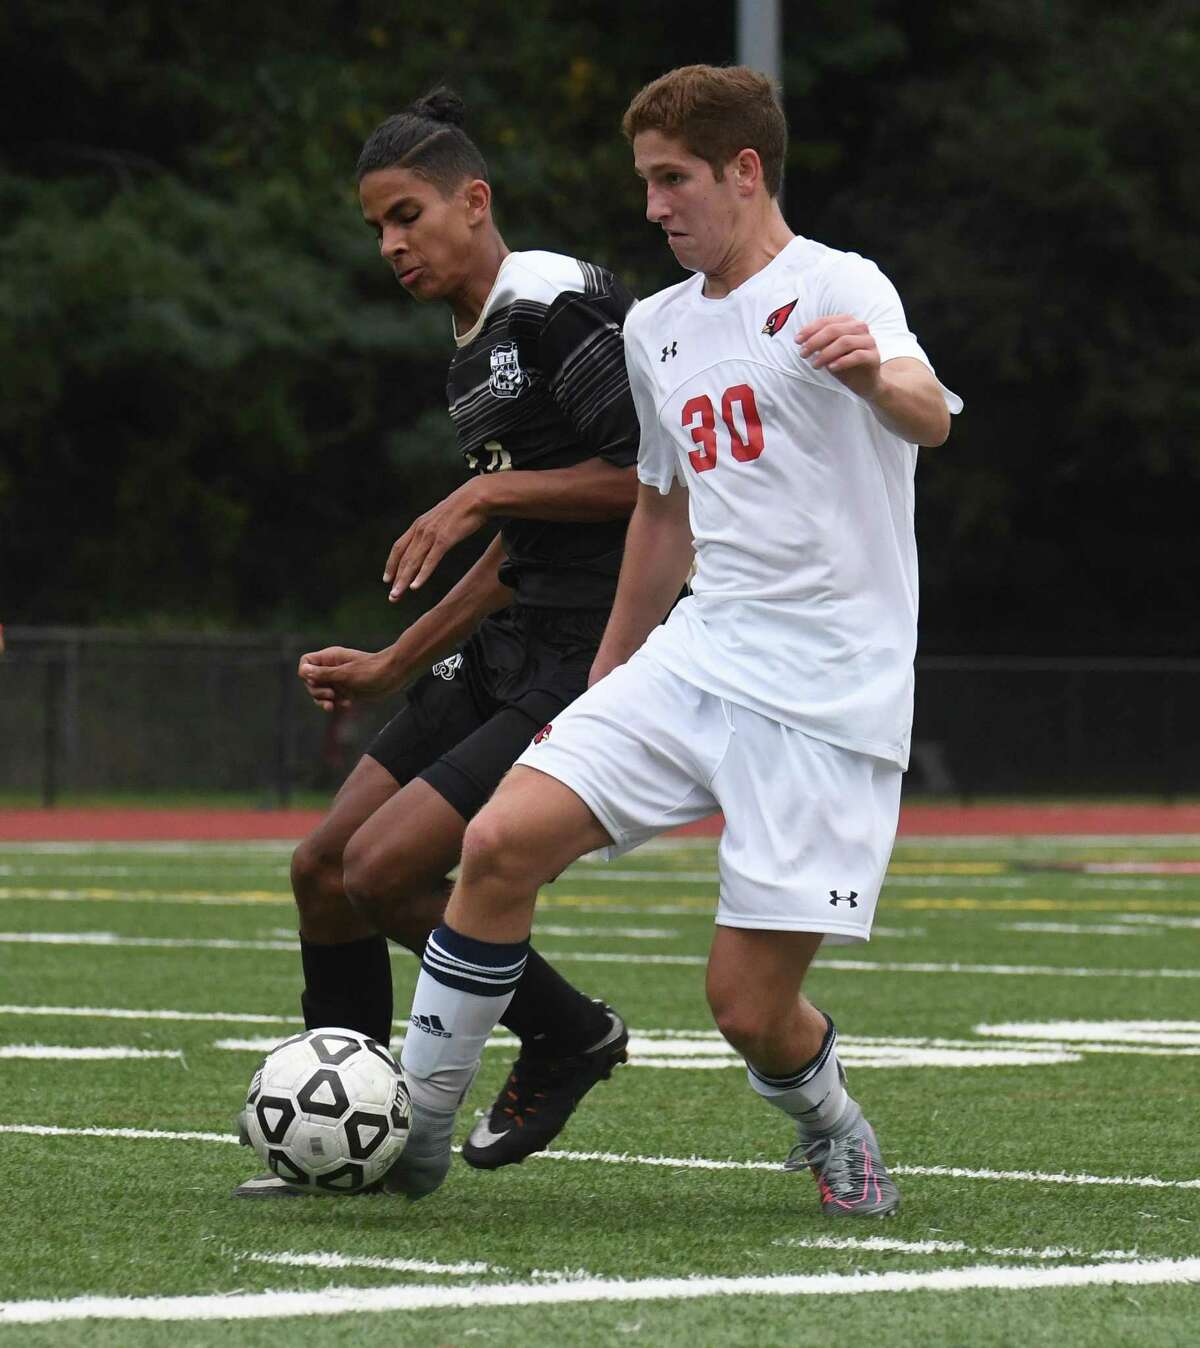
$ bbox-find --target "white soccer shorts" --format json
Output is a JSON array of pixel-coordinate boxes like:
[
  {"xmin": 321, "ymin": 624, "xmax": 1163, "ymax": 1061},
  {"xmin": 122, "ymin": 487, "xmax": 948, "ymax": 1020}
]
[{"xmin": 514, "ymin": 649, "xmax": 903, "ymax": 943}]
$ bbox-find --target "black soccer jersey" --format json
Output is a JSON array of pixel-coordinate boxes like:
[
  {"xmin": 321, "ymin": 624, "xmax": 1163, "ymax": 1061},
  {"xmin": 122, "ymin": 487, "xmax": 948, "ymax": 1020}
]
[{"xmin": 446, "ymin": 250, "xmax": 639, "ymax": 609}]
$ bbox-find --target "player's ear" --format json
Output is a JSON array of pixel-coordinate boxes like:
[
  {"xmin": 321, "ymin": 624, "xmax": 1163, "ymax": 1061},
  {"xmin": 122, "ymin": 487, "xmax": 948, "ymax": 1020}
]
[
  {"xmin": 732, "ymin": 149, "xmax": 762, "ymax": 196},
  {"xmin": 463, "ymin": 177, "xmax": 492, "ymax": 224}
]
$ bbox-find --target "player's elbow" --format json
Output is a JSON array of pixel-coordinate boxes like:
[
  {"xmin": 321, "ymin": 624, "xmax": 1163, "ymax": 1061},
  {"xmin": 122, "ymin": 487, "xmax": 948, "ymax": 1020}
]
[
  {"xmin": 919, "ymin": 406, "xmax": 952, "ymax": 447},
  {"xmin": 605, "ymin": 464, "xmax": 640, "ymax": 517}
]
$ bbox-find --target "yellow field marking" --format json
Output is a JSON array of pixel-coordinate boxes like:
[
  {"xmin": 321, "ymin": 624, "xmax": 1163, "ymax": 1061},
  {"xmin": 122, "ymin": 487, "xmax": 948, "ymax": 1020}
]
[
  {"xmin": 0, "ymin": 887, "xmax": 290, "ymax": 905},
  {"xmin": 893, "ymin": 897, "xmax": 1200, "ymax": 912},
  {"xmin": 2, "ymin": 887, "xmax": 1198, "ymax": 916}
]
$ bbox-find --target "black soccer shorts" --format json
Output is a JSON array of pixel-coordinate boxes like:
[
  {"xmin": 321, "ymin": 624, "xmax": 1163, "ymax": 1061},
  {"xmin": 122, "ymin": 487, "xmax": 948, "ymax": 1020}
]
[{"xmin": 365, "ymin": 605, "xmax": 608, "ymax": 820}]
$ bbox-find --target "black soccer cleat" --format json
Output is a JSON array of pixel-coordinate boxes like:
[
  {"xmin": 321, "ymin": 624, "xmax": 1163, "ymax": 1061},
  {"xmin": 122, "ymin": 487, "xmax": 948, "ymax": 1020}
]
[{"xmin": 461, "ymin": 1004, "xmax": 629, "ymax": 1170}]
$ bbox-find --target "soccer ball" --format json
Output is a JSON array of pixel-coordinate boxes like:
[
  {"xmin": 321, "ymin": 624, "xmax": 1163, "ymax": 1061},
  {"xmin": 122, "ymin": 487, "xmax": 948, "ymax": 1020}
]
[{"xmin": 241, "ymin": 1027, "xmax": 411, "ymax": 1193}]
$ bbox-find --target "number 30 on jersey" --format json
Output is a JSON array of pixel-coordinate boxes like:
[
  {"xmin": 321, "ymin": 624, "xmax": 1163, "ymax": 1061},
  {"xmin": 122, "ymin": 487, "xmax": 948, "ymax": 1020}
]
[{"xmin": 681, "ymin": 383, "xmax": 764, "ymax": 473}]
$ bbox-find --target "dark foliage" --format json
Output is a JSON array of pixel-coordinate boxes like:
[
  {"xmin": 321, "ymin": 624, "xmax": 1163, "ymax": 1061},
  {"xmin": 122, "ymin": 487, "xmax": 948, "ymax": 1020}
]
[{"xmin": 1, "ymin": 0, "xmax": 1196, "ymax": 651}]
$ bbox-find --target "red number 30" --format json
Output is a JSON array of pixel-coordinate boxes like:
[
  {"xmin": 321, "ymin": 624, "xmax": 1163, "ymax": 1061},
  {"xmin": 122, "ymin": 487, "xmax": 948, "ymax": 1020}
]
[{"xmin": 681, "ymin": 384, "xmax": 765, "ymax": 472}]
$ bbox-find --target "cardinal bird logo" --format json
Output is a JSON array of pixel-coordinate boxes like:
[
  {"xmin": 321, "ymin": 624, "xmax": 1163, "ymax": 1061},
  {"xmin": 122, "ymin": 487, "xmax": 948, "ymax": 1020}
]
[
  {"xmin": 762, "ymin": 299, "xmax": 798, "ymax": 337},
  {"xmin": 533, "ymin": 723, "xmax": 553, "ymax": 745}
]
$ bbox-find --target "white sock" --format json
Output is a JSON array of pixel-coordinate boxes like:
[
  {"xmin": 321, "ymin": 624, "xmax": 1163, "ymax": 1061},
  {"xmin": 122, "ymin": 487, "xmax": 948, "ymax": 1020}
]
[
  {"xmin": 746, "ymin": 1013, "xmax": 851, "ymax": 1137},
  {"xmin": 400, "ymin": 924, "xmax": 528, "ymax": 1115}
]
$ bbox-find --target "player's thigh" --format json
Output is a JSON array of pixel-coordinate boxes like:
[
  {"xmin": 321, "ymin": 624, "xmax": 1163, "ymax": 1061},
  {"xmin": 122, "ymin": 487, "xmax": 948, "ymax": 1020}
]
[
  {"xmin": 508, "ymin": 653, "xmax": 722, "ymax": 855},
  {"xmin": 343, "ymin": 777, "xmax": 471, "ymax": 898},
  {"xmin": 347, "ymin": 693, "xmax": 566, "ymax": 893},
  {"xmin": 713, "ymin": 711, "xmax": 903, "ymax": 942},
  {"xmin": 420, "ymin": 689, "xmax": 567, "ymax": 825},
  {"xmin": 459, "ymin": 763, "xmax": 615, "ymax": 890},
  {"xmin": 705, "ymin": 925, "xmax": 825, "ymax": 1022},
  {"xmin": 293, "ymin": 753, "xmax": 402, "ymax": 882}
]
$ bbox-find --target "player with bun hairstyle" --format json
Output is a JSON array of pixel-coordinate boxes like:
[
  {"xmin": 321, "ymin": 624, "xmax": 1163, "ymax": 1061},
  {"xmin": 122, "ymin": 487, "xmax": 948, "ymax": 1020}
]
[
  {"xmin": 234, "ymin": 89, "xmax": 640, "ymax": 1198},
  {"xmin": 391, "ymin": 66, "xmax": 961, "ymax": 1217}
]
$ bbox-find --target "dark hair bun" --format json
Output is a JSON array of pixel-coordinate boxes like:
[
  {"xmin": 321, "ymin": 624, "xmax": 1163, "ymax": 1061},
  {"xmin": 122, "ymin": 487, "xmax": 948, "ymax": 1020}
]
[{"xmin": 410, "ymin": 87, "xmax": 467, "ymax": 127}]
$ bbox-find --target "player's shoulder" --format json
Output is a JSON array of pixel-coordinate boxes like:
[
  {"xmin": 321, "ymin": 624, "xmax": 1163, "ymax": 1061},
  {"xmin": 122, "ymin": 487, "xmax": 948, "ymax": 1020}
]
[
  {"xmin": 794, "ymin": 236, "xmax": 895, "ymax": 297},
  {"xmin": 499, "ymin": 250, "xmax": 616, "ymax": 306},
  {"xmin": 622, "ymin": 273, "xmax": 697, "ymax": 347}
]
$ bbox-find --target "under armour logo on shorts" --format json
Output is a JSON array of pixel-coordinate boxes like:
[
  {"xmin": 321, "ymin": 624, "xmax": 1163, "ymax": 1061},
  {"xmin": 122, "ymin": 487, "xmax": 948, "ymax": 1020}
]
[{"xmin": 828, "ymin": 890, "xmax": 859, "ymax": 908}]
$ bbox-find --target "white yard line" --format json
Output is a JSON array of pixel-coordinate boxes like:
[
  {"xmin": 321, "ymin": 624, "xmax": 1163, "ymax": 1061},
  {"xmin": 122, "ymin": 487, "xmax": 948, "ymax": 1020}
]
[
  {"xmin": 1, "ymin": 1258, "xmax": 1198, "ymax": 1323},
  {"xmin": 2, "ymin": 1123, "xmax": 1197, "ymax": 1192},
  {"xmin": 772, "ymin": 1235, "xmax": 1141, "ymax": 1261},
  {"xmin": 10, "ymin": 927, "xmax": 1184, "ymax": 978},
  {"xmin": 245, "ymin": 1251, "xmax": 496, "ymax": 1277},
  {"xmin": 0, "ymin": 1124, "xmax": 238, "ymax": 1145},
  {"xmin": 976, "ymin": 1021, "xmax": 1200, "ymax": 1046},
  {"xmin": 0, "ymin": 1046, "xmax": 183, "ymax": 1061},
  {"xmin": 0, "ymin": 1004, "xmax": 300, "ymax": 1026},
  {"xmin": 208, "ymin": 1035, "xmax": 1078, "ymax": 1071},
  {"xmin": 1000, "ymin": 922, "xmax": 1163, "ymax": 936},
  {"xmin": 0, "ymin": 932, "xmax": 298, "ymax": 951},
  {"xmin": 529, "ymin": 1149, "xmax": 1200, "ymax": 1190},
  {"xmin": 813, "ymin": 958, "xmax": 1200, "ymax": 980}
]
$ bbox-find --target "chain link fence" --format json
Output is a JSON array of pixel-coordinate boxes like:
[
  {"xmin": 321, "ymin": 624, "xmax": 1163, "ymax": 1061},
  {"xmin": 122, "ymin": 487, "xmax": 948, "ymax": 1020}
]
[
  {"xmin": 1, "ymin": 628, "xmax": 1198, "ymax": 803},
  {"xmin": 0, "ymin": 627, "xmax": 398, "ymax": 805}
]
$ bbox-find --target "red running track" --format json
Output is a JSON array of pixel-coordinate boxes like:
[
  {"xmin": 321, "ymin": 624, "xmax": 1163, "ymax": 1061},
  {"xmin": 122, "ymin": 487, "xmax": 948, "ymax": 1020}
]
[{"xmin": 2, "ymin": 803, "xmax": 1200, "ymax": 842}]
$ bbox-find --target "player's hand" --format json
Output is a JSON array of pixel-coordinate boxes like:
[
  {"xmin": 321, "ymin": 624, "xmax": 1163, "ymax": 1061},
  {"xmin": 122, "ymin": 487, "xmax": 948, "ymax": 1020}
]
[
  {"xmin": 384, "ymin": 480, "xmax": 490, "ymax": 600},
  {"xmin": 297, "ymin": 647, "xmax": 401, "ymax": 712},
  {"xmin": 795, "ymin": 315, "xmax": 883, "ymax": 401}
]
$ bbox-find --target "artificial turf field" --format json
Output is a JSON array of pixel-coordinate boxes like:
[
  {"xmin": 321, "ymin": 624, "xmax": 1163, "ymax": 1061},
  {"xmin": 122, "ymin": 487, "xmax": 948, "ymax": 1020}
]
[{"xmin": 0, "ymin": 833, "xmax": 1197, "ymax": 1345}]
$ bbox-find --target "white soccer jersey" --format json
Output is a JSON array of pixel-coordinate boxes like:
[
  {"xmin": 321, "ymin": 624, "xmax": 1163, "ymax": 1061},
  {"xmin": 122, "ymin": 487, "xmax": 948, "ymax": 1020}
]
[{"xmin": 624, "ymin": 235, "xmax": 962, "ymax": 768}]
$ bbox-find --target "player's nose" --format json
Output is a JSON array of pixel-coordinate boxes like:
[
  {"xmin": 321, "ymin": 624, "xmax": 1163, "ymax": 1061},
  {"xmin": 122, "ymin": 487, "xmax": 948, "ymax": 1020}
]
[
  {"xmin": 645, "ymin": 187, "xmax": 669, "ymax": 224},
  {"xmin": 380, "ymin": 225, "xmax": 407, "ymax": 259}
]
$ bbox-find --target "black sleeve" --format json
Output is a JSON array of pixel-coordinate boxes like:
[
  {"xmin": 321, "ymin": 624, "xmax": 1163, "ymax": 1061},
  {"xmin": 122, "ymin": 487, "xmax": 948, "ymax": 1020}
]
[{"xmin": 538, "ymin": 287, "xmax": 640, "ymax": 467}]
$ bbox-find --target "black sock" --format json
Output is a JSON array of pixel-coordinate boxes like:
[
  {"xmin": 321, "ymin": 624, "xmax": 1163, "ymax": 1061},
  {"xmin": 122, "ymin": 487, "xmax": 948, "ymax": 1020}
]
[
  {"xmin": 299, "ymin": 934, "xmax": 393, "ymax": 1045},
  {"xmin": 499, "ymin": 946, "xmax": 610, "ymax": 1055}
]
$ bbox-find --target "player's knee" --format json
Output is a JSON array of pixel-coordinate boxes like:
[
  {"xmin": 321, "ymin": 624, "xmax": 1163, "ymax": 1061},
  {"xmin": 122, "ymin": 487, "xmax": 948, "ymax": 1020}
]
[
  {"xmin": 707, "ymin": 992, "xmax": 774, "ymax": 1061},
  {"xmin": 341, "ymin": 833, "xmax": 390, "ymax": 924},
  {"xmin": 459, "ymin": 806, "xmax": 532, "ymax": 891},
  {"xmin": 290, "ymin": 834, "xmax": 343, "ymax": 918}
]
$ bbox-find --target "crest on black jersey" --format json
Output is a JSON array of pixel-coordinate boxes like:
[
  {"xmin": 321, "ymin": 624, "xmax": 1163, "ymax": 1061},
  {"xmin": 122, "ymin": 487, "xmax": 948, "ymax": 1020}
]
[
  {"xmin": 488, "ymin": 341, "xmax": 527, "ymax": 398},
  {"xmin": 761, "ymin": 299, "xmax": 798, "ymax": 337}
]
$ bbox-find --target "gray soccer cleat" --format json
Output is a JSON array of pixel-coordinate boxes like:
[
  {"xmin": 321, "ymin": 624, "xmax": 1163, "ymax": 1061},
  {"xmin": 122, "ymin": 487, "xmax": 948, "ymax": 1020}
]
[
  {"xmin": 232, "ymin": 1172, "xmax": 311, "ymax": 1199},
  {"xmin": 380, "ymin": 1098, "xmax": 455, "ymax": 1200},
  {"xmin": 232, "ymin": 1110, "xmax": 312, "ymax": 1198},
  {"xmin": 784, "ymin": 1099, "xmax": 900, "ymax": 1218}
]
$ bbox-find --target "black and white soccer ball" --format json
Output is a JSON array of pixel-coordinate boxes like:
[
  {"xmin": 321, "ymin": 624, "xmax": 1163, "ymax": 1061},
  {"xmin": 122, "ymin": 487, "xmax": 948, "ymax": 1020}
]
[{"xmin": 241, "ymin": 1027, "xmax": 411, "ymax": 1193}]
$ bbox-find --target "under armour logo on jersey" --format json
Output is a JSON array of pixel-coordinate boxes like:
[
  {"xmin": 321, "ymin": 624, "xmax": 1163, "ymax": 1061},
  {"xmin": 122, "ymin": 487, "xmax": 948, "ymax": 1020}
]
[
  {"xmin": 412, "ymin": 1014, "xmax": 452, "ymax": 1038},
  {"xmin": 828, "ymin": 890, "xmax": 859, "ymax": 908},
  {"xmin": 533, "ymin": 723, "xmax": 553, "ymax": 745},
  {"xmin": 661, "ymin": 341, "xmax": 677, "ymax": 361},
  {"xmin": 762, "ymin": 299, "xmax": 798, "ymax": 337}
]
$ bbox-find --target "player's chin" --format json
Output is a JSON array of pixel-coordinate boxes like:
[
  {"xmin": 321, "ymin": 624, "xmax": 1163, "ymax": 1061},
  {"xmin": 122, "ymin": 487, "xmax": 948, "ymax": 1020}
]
[{"xmin": 665, "ymin": 234, "xmax": 699, "ymax": 267}]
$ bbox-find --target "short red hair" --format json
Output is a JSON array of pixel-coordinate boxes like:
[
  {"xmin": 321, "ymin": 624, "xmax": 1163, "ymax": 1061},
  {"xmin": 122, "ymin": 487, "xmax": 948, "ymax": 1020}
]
[{"xmin": 622, "ymin": 64, "xmax": 787, "ymax": 198}]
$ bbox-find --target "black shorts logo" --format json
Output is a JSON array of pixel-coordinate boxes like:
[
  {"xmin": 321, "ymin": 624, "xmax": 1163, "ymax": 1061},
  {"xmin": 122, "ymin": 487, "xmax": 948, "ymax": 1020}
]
[
  {"xmin": 432, "ymin": 654, "xmax": 464, "ymax": 681},
  {"xmin": 828, "ymin": 890, "xmax": 859, "ymax": 908}
]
